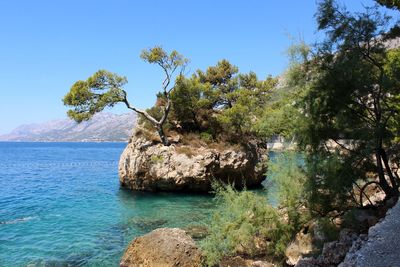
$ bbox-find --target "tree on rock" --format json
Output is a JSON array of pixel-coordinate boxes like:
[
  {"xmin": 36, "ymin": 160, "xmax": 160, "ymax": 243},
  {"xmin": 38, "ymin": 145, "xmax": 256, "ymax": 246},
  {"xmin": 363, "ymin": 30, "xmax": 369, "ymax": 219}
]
[{"xmin": 63, "ymin": 46, "xmax": 188, "ymax": 146}]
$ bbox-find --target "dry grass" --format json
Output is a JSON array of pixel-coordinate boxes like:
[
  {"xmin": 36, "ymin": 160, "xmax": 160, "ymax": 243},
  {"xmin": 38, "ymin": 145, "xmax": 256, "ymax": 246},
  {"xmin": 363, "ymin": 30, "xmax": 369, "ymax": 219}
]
[
  {"xmin": 135, "ymin": 128, "xmax": 160, "ymax": 143},
  {"xmin": 175, "ymin": 146, "xmax": 197, "ymax": 158},
  {"xmin": 135, "ymin": 126, "xmax": 245, "ymax": 155},
  {"xmin": 208, "ymin": 141, "xmax": 243, "ymax": 152},
  {"xmin": 181, "ymin": 133, "xmax": 206, "ymax": 148}
]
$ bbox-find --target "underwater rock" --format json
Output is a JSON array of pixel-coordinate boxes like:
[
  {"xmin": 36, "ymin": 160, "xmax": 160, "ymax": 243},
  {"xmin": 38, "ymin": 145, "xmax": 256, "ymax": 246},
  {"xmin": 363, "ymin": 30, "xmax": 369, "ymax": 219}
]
[
  {"xmin": 183, "ymin": 224, "xmax": 208, "ymax": 240},
  {"xmin": 128, "ymin": 217, "xmax": 168, "ymax": 232}
]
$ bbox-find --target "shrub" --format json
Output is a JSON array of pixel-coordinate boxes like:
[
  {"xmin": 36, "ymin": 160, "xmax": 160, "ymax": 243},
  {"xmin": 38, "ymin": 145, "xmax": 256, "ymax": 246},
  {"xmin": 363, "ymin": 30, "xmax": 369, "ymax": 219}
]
[
  {"xmin": 181, "ymin": 132, "xmax": 205, "ymax": 147},
  {"xmin": 135, "ymin": 126, "xmax": 160, "ymax": 143},
  {"xmin": 150, "ymin": 155, "xmax": 164, "ymax": 163},
  {"xmin": 200, "ymin": 132, "xmax": 213, "ymax": 143},
  {"xmin": 267, "ymin": 152, "xmax": 309, "ymax": 229},
  {"xmin": 200, "ymin": 184, "xmax": 292, "ymax": 266}
]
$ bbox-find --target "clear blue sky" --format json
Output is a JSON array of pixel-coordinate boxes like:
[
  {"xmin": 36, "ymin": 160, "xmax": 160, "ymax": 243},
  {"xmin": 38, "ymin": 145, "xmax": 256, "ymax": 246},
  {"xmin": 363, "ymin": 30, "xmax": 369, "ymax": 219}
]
[{"xmin": 0, "ymin": 0, "xmax": 394, "ymax": 134}]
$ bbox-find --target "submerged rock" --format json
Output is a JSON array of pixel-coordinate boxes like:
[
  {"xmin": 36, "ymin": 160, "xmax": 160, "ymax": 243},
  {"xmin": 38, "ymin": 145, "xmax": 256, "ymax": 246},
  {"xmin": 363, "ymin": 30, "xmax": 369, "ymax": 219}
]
[
  {"xmin": 120, "ymin": 228, "xmax": 202, "ymax": 267},
  {"xmin": 127, "ymin": 217, "xmax": 168, "ymax": 232},
  {"xmin": 119, "ymin": 127, "xmax": 268, "ymax": 192},
  {"xmin": 183, "ymin": 224, "xmax": 209, "ymax": 240}
]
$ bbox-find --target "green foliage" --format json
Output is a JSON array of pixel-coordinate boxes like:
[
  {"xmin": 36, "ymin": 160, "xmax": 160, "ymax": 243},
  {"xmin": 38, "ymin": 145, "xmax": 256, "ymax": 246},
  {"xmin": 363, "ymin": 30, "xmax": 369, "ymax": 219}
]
[
  {"xmin": 166, "ymin": 60, "xmax": 277, "ymax": 143},
  {"xmin": 255, "ymin": 42, "xmax": 310, "ymax": 140},
  {"xmin": 170, "ymin": 75, "xmax": 213, "ymax": 131},
  {"xmin": 150, "ymin": 155, "xmax": 164, "ymax": 163},
  {"xmin": 63, "ymin": 70, "xmax": 126, "ymax": 122},
  {"xmin": 134, "ymin": 58, "xmax": 278, "ymax": 145},
  {"xmin": 305, "ymin": 151, "xmax": 367, "ymax": 214},
  {"xmin": 200, "ymin": 185, "xmax": 292, "ymax": 266},
  {"xmin": 268, "ymin": 153, "xmax": 309, "ymax": 227},
  {"xmin": 200, "ymin": 132, "xmax": 213, "ymax": 143},
  {"xmin": 375, "ymin": 0, "xmax": 400, "ymax": 10},
  {"xmin": 64, "ymin": 46, "xmax": 188, "ymax": 146},
  {"xmin": 140, "ymin": 46, "xmax": 189, "ymax": 69},
  {"xmin": 316, "ymin": 217, "xmax": 339, "ymax": 242},
  {"xmin": 284, "ymin": 0, "xmax": 400, "ymax": 211}
]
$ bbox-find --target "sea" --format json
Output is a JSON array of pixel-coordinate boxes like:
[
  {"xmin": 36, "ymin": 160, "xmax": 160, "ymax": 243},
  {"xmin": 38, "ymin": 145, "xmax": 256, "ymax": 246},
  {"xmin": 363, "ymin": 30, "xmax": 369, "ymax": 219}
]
[{"xmin": 0, "ymin": 142, "xmax": 273, "ymax": 266}]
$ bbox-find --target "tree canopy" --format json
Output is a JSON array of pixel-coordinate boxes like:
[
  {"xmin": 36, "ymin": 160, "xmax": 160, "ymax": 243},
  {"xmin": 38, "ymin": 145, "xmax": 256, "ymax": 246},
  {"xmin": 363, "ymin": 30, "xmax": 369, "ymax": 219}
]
[
  {"xmin": 63, "ymin": 46, "xmax": 188, "ymax": 146},
  {"xmin": 276, "ymin": 0, "xmax": 400, "ymax": 214}
]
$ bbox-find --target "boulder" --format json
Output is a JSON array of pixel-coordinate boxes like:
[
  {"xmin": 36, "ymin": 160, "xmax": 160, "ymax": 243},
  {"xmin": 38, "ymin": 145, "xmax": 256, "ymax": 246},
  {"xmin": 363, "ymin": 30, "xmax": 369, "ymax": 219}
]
[
  {"xmin": 294, "ymin": 229, "xmax": 358, "ymax": 267},
  {"xmin": 285, "ymin": 227, "xmax": 314, "ymax": 265},
  {"xmin": 285, "ymin": 220, "xmax": 329, "ymax": 266},
  {"xmin": 120, "ymin": 228, "xmax": 202, "ymax": 267},
  {"xmin": 294, "ymin": 258, "xmax": 320, "ymax": 267},
  {"xmin": 119, "ymin": 127, "xmax": 268, "ymax": 192}
]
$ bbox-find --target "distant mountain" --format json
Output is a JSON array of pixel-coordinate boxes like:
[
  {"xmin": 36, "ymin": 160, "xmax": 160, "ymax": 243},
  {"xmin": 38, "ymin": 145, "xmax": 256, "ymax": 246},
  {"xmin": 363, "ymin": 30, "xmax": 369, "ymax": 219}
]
[{"xmin": 0, "ymin": 112, "xmax": 137, "ymax": 142}]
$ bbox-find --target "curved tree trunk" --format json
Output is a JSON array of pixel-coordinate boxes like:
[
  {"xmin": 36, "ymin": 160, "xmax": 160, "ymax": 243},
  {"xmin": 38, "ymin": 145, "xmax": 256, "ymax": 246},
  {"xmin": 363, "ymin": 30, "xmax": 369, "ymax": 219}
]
[
  {"xmin": 381, "ymin": 148, "xmax": 399, "ymax": 197},
  {"xmin": 376, "ymin": 151, "xmax": 393, "ymax": 198},
  {"xmin": 156, "ymin": 125, "xmax": 170, "ymax": 146}
]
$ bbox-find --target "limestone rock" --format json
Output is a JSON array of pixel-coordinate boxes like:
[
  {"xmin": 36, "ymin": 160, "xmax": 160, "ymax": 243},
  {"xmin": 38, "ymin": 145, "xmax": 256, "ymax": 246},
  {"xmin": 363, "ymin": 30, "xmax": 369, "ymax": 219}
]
[
  {"xmin": 339, "ymin": 200, "xmax": 400, "ymax": 267},
  {"xmin": 294, "ymin": 228, "xmax": 358, "ymax": 267},
  {"xmin": 119, "ymin": 127, "xmax": 268, "ymax": 192},
  {"xmin": 294, "ymin": 257, "xmax": 320, "ymax": 267},
  {"xmin": 285, "ymin": 227, "xmax": 314, "ymax": 265},
  {"xmin": 285, "ymin": 220, "xmax": 329, "ymax": 266},
  {"xmin": 120, "ymin": 228, "xmax": 202, "ymax": 267}
]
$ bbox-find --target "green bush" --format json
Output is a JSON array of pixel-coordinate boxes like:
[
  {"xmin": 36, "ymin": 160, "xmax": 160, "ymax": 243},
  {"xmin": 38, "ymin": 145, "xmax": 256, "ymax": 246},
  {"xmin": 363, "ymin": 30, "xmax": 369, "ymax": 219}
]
[
  {"xmin": 200, "ymin": 132, "xmax": 213, "ymax": 143},
  {"xmin": 200, "ymin": 184, "xmax": 292, "ymax": 266},
  {"xmin": 150, "ymin": 154, "xmax": 164, "ymax": 163},
  {"xmin": 267, "ymin": 152, "xmax": 309, "ymax": 229}
]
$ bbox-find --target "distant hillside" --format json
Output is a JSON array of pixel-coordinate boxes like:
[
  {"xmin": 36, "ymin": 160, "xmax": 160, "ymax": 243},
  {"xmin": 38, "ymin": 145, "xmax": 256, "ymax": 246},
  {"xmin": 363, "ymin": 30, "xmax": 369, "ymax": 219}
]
[{"xmin": 0, "ymin": 112, "xmax": 137, "ymax": 142}]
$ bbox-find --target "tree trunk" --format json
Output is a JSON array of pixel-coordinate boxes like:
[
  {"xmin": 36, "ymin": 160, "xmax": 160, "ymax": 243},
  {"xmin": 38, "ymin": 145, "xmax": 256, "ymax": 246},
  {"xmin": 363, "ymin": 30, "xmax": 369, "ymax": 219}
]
[
  {"xmin": 380, "ymin": 148, "xmax": 399, "ymax": 197},
  {"xmin": 376, "ymin": 151, "xmax": 393, "ymax": 198},
  {"xmin": 157, "ymin": 125, "xmax": 170, "ymax": 146}
]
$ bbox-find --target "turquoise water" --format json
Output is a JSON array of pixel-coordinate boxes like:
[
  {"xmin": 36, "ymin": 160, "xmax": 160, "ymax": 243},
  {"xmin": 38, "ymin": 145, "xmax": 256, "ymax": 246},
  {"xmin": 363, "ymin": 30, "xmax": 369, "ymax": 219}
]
[{"xmin": 0, "ymin": 142, "xmax": 272, "ymax": 266}]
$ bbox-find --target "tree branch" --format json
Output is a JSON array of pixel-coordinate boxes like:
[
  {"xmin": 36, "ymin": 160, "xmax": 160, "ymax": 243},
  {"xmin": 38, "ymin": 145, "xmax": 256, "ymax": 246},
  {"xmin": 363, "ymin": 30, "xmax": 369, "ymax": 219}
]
[{"xmin": 121, "ymin": 90, "xmax": 159, "ymax": 125}]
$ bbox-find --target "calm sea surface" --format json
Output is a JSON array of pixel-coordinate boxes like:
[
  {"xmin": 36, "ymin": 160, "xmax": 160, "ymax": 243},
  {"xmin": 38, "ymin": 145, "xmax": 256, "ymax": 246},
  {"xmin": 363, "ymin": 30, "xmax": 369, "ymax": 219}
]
[{"xmin": 0, "ymin": 142, "xmax": 273, "ymax": 266}]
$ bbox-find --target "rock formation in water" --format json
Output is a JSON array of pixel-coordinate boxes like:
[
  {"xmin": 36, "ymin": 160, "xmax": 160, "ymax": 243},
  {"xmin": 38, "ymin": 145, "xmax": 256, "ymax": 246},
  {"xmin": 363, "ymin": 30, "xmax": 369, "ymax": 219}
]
[
  {"xmin": 118, "ymin": 126, "xmax": 268, "ymax": 192},
  {"xmin": 120, "ymin": 228, "xmax": 202, "ymax": 267}
]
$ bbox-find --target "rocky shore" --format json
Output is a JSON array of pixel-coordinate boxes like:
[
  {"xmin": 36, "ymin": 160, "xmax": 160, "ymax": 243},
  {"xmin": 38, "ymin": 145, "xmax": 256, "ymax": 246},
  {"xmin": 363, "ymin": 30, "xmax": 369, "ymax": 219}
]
[
  {"xmin": 120, "ymin": 200, "xmax": 399, "ymax": 267},
  {"xmin": 339, "ymin": 200, "xmax": 400, "ymax": 267}
]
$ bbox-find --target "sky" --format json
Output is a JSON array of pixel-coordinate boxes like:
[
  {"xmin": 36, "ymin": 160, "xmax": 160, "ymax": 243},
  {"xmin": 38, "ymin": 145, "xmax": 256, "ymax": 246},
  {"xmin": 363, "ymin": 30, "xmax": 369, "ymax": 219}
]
[{"xmin": 0, "ymin": 0, "xmax": 396, "ymax": 134}]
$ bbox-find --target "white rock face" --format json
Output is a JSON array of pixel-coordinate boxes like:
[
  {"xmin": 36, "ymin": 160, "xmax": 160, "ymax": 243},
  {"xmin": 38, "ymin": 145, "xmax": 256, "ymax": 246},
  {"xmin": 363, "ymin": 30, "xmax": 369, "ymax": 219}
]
[{"xmin": 118, "ymin": 127, "xmax": 268, "ymax": 192}]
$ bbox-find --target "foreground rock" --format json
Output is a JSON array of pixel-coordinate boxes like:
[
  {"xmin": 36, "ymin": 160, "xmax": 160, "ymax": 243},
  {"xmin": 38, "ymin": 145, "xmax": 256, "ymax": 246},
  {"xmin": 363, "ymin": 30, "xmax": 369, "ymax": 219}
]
[
  {"xmin": 339, "ymin": 200, "xmax": 400, "ymax": 267},
  {"xmin": 120, "ymin": 228, "xmax": 202, "ymax": 267},
  {"xmin": 119, "ymin": 127, "xmax": 268, "ymax": 192}
]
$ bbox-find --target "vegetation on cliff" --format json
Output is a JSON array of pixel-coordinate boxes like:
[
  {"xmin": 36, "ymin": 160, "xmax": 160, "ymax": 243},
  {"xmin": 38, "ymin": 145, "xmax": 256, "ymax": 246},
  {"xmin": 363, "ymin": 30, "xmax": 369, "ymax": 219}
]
[{"xmin": 140, "ymin": 59, "xmax": 277, "ymax": 145}]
